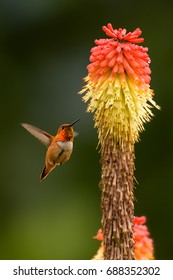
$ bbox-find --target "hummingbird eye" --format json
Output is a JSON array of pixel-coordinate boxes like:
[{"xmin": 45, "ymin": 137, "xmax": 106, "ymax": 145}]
[{"xmin": 61, "ymin": 126, "xmax": 64, "ymax": 130}]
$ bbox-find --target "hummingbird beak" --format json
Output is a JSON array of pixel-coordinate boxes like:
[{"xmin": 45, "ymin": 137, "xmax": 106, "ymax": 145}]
[{"xmin": 69, "ymin": 118, "xmax": 80, "ymax": 127}]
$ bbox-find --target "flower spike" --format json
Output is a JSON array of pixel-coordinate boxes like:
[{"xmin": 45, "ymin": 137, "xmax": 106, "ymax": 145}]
[{"xmin": 80, "ymin": 24, "xmax": 159, "ymax": 260}]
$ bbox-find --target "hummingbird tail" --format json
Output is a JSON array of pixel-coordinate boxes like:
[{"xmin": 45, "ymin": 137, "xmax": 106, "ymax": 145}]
[
  {"xmin": 40, "ymin": 165, "xmax": 48, "ymax": 181},
  {"xmin": 40, "ymin": 164, "xmax": 55, "ymax": 181}
]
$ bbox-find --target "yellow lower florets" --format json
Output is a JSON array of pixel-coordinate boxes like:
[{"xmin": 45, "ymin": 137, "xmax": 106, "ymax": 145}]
[{"xmin": 80, "ymin": 74, "xmax": 159, "ymax": 149}]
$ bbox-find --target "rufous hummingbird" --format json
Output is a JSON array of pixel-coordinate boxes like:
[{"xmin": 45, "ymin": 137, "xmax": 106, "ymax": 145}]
[{"xmin": 21, "ymin": 119, "xmax": 80, "ymax": 181}]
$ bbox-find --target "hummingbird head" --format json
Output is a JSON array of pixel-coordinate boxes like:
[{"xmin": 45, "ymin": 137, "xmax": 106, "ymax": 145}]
[{"xmin": 56, "ymin": 119, "xmax": 80, "ymax": 142}]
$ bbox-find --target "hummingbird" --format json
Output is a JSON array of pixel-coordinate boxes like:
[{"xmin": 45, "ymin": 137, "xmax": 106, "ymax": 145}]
[{"xmin": 21, "ymin": 119, "xmax": 80, "ymax": 181}]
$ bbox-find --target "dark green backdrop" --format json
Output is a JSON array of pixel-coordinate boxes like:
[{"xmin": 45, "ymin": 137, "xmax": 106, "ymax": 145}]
[{"xmin": 0, "ymin": 0, "xmax": 172, "ymax": 259}]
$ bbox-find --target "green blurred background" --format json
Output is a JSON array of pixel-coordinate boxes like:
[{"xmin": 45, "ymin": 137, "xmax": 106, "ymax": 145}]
[{"xmin": 0, "ymin": 0, "xmax": 172, "ymax": 260}]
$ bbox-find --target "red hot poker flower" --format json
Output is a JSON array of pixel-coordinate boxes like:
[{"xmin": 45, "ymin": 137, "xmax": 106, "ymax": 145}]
[
  {"xmin": 81, "ymin": 23, "xmax": 159, "ymax": 146},
  {"xmin": 80, "ymin": 23, "xmax": 159, "ymax": 260},
  {"xmin": 134, "ymin": 216, "xmax": 154, "ymax": 260},
  {"xmin": 93, "ymin": 216, "xmax": 154, "ymax": 260}
]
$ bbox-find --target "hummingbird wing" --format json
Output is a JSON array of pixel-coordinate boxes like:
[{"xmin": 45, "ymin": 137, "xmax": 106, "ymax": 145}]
[{"xmin": 21, "ymin": 123, "xmax": 53, "ymax": 146}]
